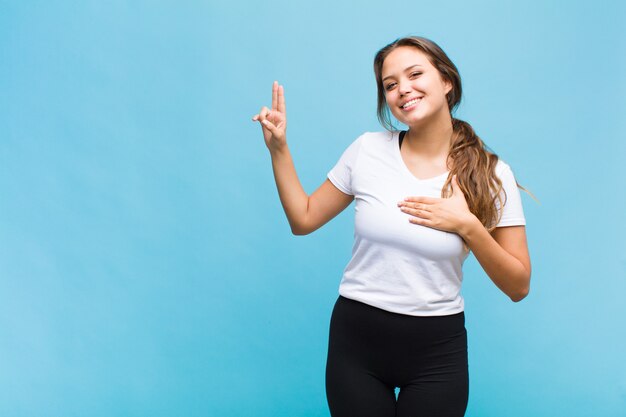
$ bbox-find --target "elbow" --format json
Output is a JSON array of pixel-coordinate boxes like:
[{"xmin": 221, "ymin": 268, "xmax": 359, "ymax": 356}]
[
  {"xmin": 509, "ymin": 273, "xmax": 531, "ymax": 303},
  {"xmin": 290, "ymin": 216, "xmax": 322, "ymax": 236},
  {"xmin": 290, "ymin": 222, "xmax": 312, "ymax": 236},
  {"xmin": 510, "ymin": 286, "xmax": 529, "ymax": 302},
  {"xmin": 291, "ymin": 227, "xmax": 310, "ymax": 236}
]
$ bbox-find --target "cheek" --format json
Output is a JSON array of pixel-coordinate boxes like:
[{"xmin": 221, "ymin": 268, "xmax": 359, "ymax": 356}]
[
  {"xmin": 386, "ymin": 96, "xmax": 402, "ymax": 114},
  {"xmin": 384, "ymin": 93, "xmax": 398, "ymax": 111}
]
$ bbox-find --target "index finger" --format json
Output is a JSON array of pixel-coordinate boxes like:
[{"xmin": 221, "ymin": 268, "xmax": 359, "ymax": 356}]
[
  {"xmin": 277, "ymin": 84, "xmax": 286, "ymax": 114},
  {"xmin": 271, "ymin": 81, "xmax": 278, "ymax": 111},
  {"xmin": 400, "ymin": 196, "xmax": 440, "ymax": 205}
]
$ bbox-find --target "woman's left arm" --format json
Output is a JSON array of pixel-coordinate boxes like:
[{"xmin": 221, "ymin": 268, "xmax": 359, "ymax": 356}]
[
  {"xmin": 399, "ymin": 175, "xmax": 531, "ymax": 302},
  {"xmin": 460, "ymin": 223, "xmax": 531, "ymax": 302}
]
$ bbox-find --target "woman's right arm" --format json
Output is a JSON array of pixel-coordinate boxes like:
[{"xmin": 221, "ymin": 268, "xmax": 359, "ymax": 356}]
[{"xmin": 252, "ymin": 82, "xmax": 354, "ymax": 235}]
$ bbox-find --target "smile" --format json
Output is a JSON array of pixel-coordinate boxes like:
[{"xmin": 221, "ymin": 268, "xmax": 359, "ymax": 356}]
[{"xmin": 401, "ymin": 97, "xmax": 422, "ymax": 110}]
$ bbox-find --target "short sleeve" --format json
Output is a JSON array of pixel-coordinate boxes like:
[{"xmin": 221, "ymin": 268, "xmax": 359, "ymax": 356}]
[
  {"xmin": 327, "ymin": 135, "xmax": 363, "ymax": 195},
  {"xmin": 495, "ymin": 162, "xmax": 526, "ymax": 227}
]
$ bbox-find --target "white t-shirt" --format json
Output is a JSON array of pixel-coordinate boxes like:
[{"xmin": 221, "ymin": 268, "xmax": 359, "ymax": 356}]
[{"xmin": 327, "ymin": 131, "xmax": 526, "ymax": 316}]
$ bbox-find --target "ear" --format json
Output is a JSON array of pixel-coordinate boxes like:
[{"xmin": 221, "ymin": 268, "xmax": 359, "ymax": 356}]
[{"xmin": 443, "ymin": 79, "xmax": 453, "ymax": 95}]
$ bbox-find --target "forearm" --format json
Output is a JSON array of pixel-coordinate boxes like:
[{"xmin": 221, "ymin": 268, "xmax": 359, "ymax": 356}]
[
  {"xmin": 269, "ymin": 144, "xmax": 311, "ymax": 234},
  {"xmin": 459, "ymin": 218, "xmax": 531, "ymax": 302}
]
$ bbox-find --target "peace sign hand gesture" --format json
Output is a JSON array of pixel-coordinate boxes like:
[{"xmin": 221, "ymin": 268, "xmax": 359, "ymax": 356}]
[{"xmin": 252, "ymin": 81, "xmax": 287, "ymax": 151}]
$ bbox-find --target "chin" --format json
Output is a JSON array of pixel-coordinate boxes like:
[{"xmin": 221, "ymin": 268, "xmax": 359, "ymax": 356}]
[
  {"xmin": 399, "ymin": 114, "xmax": 429, "ymax": 127},
  {"xmin": 392, "ymin": 108, "xmax": 428, "ymax": 125},
  {"xmin": 399, "ymin": 108, "xmax": 447, "ymax": 128}
]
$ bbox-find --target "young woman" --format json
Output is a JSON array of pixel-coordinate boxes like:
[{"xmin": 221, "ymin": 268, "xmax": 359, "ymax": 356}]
[{"xmin": 252, "ymin": 36, "xmax": 531, "ymax": 417}]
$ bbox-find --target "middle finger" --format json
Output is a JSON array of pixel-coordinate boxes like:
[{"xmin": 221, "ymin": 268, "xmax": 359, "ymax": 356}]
[{"xmin": 272, "ymin": 81, "xmax": 278, "ymax": 111}]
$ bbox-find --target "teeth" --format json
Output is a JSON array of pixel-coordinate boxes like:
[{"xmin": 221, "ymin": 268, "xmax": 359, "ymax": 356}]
[{"xmin": 402, "ymin": 98, "xmax": 421, "ymax": 109}]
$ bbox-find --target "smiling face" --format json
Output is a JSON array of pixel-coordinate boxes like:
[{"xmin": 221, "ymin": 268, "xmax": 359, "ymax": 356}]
[{"xmin": 381, "ymin": 46, "xmax": 452, "ymax": 128}]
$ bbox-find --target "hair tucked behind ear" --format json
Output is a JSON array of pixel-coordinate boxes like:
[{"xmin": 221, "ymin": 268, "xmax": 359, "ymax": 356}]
[{"xmin": 374, "ymin": 36, "xmax": 513, "ymax": 230}]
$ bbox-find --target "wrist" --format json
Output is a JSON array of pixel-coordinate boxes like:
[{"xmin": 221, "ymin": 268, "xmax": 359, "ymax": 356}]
[
  {"xmin": 269, "ymin": 140, "xmax": 288, "ymax": 156},
  {"xmin": 457, "ymin": 213, "xmax": 483, "ymax": 241}
]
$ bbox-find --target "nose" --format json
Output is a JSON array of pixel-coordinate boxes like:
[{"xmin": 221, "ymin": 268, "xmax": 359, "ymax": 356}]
[{"xmin": 398, "ymin": 78, "xmax": 412, "ymax": 95}]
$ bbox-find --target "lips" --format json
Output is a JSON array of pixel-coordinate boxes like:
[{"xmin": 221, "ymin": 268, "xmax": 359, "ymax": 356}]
[{"xmin": 401, "ymin": 97, "xmax": 422, "ymax": 110}]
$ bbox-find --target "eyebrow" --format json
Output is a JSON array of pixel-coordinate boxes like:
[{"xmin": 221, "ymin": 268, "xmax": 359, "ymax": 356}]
[{"xmin": 382, "ymin": 65, "xmax": 423, "ymax": 82}]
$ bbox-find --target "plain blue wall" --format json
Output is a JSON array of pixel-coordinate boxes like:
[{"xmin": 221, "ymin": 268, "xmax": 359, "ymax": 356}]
[{"xmin": 1, "ymin": 1, "xmax": 625, "ymax": 416}]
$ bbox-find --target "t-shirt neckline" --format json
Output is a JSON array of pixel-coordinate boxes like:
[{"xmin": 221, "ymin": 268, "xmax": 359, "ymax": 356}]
[{"xmin": 395, "ymin": 131, "xmax": 450, "ymax": 182}]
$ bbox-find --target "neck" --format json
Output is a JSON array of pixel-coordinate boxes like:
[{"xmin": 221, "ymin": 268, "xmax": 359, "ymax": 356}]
[{"xmin": 404, "ymin": 112, "xmax": 454, "ymax": 159}]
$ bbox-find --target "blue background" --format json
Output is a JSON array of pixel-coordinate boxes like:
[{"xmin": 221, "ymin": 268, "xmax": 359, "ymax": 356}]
[{"xmin": 1, "ymin": 1, "xmax": 625, "ymax": 416}]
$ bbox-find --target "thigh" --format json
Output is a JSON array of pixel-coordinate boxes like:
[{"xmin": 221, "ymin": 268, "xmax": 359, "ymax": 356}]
[
  {"xmin": 326, "ymin": 360, "xmax": 396, "ymax": 417},
  {"xmin": 395, "ymin": 374, "xmax": 468, "ymax": 417},
  {"xmin": 395, "ymin": 327, "xmax": 469, "ymax": 417},
  {"xmin": 325, "ymin": 297, "xmax": 396, "ymax": 417}
]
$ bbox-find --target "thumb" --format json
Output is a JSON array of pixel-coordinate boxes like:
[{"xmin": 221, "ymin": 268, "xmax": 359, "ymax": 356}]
[{"xmin": 261, "ymin": 118, "xmax": 279, "ymax": 135}]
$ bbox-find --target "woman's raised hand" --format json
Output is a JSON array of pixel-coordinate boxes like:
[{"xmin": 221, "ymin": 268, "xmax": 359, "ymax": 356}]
[{"xmin": 252, "ymin": 81, "xmax": 287, "ymax": 151}]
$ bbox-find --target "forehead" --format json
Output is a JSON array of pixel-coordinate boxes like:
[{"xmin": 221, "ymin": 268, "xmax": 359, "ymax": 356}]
[{"xmin": 382, "ymin": 46, "xmax": 433, "ymax": 76}]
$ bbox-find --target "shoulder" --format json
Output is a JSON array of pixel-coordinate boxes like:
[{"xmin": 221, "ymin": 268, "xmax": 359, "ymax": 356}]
[
  {"xmin": 495, "ymin": 159, "xmax": 517, "ymax": 179},
  {"xmin": 336, "ymin": 131, "xmax": 397, "ymax": 157},
  {"xmin": 359, "ymin": 130, "xmax": 397, "ymax": 142},
  {"xmin": 493, "ymin": 158, "xmax": 526, "ymax": 225},
  {"xmin": 495, "ymin": 159, "xmax": 511, "ymax": 173},
  {"xmin": 349, "ymin": 130, "xmax": 398, "ymax": 150},
  {"xmin": 494, "ymin": 159, "xmax": 521, "ymax": 193}
]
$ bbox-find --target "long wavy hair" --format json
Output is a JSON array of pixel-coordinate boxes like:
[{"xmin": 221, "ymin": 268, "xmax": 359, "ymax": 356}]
[{"xmin": 374, "ymin": 36, "xmax": 510, "ymax": 231}]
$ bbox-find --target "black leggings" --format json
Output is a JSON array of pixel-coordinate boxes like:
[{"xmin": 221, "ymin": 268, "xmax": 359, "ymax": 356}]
[{"xmin": 326, "ymin": 296, "xmax": 468, "ymax": 417}]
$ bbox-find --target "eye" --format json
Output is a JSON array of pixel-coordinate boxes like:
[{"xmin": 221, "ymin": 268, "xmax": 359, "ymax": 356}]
[
  {"xmin": 385, "ymin": 82, "xmax": 397, "ymax": 91},
  {"xmin": 410, "ymin": 71, "xmax": 422, "ymax": 78}
]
